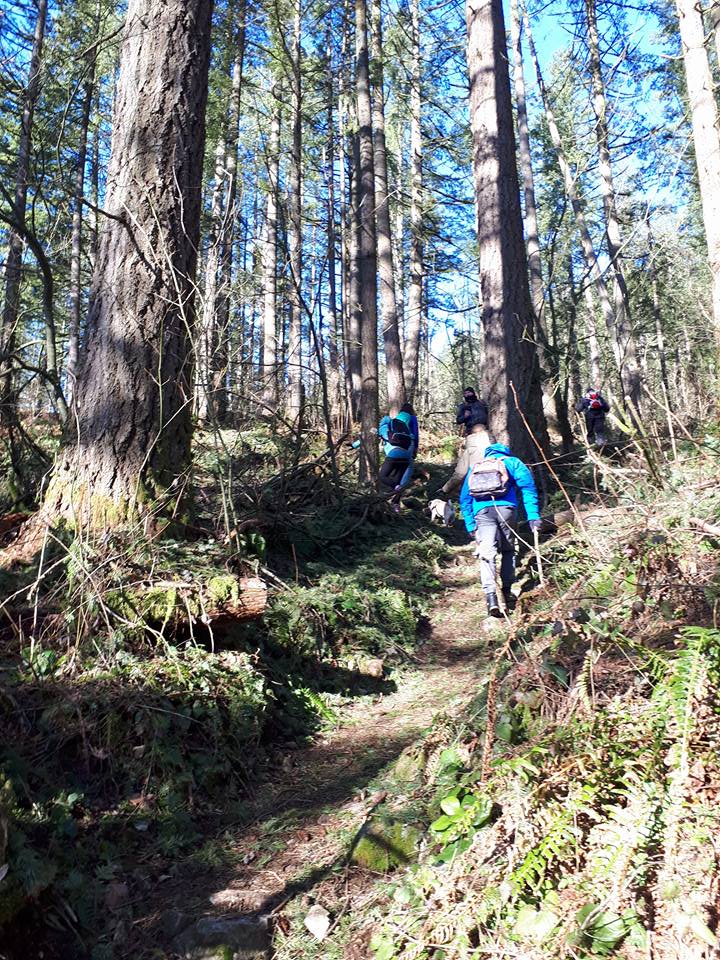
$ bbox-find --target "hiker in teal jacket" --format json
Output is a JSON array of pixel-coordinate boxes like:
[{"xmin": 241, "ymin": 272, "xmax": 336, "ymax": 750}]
[
  {"xmin": 459, "ymin": 442, "xmax": 542, "ymax": 616},
  {"xmin": 378, "ymin": 412, "xmax": 416, "ymax": 510}
]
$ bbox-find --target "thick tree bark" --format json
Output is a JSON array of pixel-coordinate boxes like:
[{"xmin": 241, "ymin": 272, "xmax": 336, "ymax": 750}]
[
  {"xmin": 347, "ymin": 134, "xmax": 363, "ymax": 422},
  {"xmin": 403, "ymin": 0, "xmax": 423, "ymax": 402},
  {"xmin": 584, "ymin": 0, "xmax": 642, "ymax": 409},
  {"xmin": 355, "ymin": 0, "xmax": 379, "ymax": 479},
  {"xmin": 370, "ymin": 0, "xmax": 406, "ymax": 412},
  {"xmin": 675, "ymin": 0, "xmax": 720, "ymax": 360},
  {"xmin": 41, "ymin": 0, "xmax": 214, "ymax": 529},
  {"xmin": 0, "ymin": 0, "xmax": 48, "ymax": 420},
  {"xmin": 261, "ymin": 97, "xmax": 281, "ymax": 407},
  {"xmin": 287, "ymin": 0, "xmax": 304, "ymax": 421},
  {"xmin": 465, "ymin": 0, "xmax": 547, "ymax": 464}
]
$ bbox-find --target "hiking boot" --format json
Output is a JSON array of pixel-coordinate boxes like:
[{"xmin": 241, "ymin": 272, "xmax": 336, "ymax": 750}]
[
  {"xmin": 485, "ymin": 593, "xmax": 502, "ymax": 618},
  {"xmin": 502, "ymin": 588, "xmax": 516, "ymax": 612}
]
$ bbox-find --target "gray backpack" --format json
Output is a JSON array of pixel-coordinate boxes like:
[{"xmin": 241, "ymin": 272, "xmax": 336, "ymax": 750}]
[{"xmin": 468, "ymin": 457, "xmax": 511, "ymax": 499}]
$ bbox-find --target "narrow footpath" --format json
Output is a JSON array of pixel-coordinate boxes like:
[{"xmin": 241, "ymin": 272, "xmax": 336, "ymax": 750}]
[{"xmin": 140, "ymin": 542, "xmax": 502, "ymax": 958}]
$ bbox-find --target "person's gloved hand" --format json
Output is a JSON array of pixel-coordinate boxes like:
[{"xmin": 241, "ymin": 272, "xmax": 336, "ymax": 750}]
[{"xmin": 529, "ymin": 519, "xmax": 543, "ymax": 533}]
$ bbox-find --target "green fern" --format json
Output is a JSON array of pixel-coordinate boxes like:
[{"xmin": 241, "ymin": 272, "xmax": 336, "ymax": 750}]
[{"xmin": 511, "ymin": 784, "xmax": 597, "ymax": 895}]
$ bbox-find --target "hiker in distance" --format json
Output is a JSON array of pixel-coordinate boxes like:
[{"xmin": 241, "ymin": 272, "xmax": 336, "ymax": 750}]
[
  {"xmin": 456, "ymin": 387, "xmax": 489, "ymax": 436},
  {"xmin": 459, "ymin": 442, "xmax": 542, "ymax": 618},
  {"xmin": 378, "ymin": 405, "xmax": 417, "ymax": 512},
  {"xmin": 575, "ymin": 388, "xmax": 610, "ymax": 448}
]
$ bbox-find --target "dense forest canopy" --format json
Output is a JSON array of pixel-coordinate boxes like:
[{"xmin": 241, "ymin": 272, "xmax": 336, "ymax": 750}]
[{"xmin": 0, "ymin": 0, "xmax": 715, "ymax": 509}]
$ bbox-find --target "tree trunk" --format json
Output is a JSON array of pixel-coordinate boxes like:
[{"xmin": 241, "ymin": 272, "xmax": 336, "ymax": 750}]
[
  {"xmin": 675, "ymin": 0, "xmax": 720, "ymax": 361},
  {"xmin": 509, "ymin": 0, "xmax": 544, "ymax": 328},
  {"xmin": 67, "ymin": 9, "xmax": 99, "ymax": 409},
  {"xmin": 200, "ymin": 0, "xmax": 247, "ymax": 425},
  {"xmin": 403, "ymin": 0, "xmax": 423, "ymax": 402},
  {"xmin": 287, "ymin": 0, "xmax": 304, "ymax": 421},
  {"xmin": 348, "ymin": 133, "xmax": 363, "ymax": 422},
  {"xmin": 338, "ymin": 8, "xmax": 356, "ymax": 422},
  {"xmin": 0, "ymin": 0, "xmax": 48, "ymax": 420},
  {"xmin": 523, "ymin": 8, "xmax": 624, "ymax": 398},
  {"xmin": 371, "ymin": 0, "xmax": 405, "ymax": 412},
  {"xmin": 216, "ymin": 3, "xmax": 246, "ymax": 424},
  {"xmin": 261, "ymin": 96, "xmax": 281, "ymax": 407},
  {"xmin": 646, "ymin": 212, "xmax": 671, "ymax": 402},
  {"xmin": 582, "ymin": 283, "xmax": 603, "ymax": 388},
  {"xmin": 325, "ymin": 31, "xmax": 342, "ymax": 426},
  {"xmin": 465, "ymin": 0, "xmax": 547, "ymax": 464},
  {"xmin": 355, "ymin": 0, "xmax": 379, "ymax": 480},
  {"xmin": 584, "ymin": 0, "xmax": 642, "ymax": 409},
  {"xmin": 40, "ymin": 0, "xmax": 214, "ymax": 530}
]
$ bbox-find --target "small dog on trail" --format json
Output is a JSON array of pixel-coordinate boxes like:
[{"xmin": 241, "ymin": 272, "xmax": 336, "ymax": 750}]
[{"xmin": 428, "ymin": 498, "xmax": 455, "ymax": 526}]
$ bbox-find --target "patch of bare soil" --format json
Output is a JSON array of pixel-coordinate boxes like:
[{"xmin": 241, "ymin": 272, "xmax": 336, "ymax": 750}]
[{"xmin": 131, "ymin": 545, "xmax": 500, "ymax": 956}]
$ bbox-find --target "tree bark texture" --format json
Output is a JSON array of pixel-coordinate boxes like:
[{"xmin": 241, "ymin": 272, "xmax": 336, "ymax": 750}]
[
  {"xmin": 67, "ymin": 11, "xmax": 99, "ymax": 409},
  {"xmin": 675, "ymin": 0, "xmax": 720, "ymax": 361},
  {"xmin": 403, "ymin": 0, "xmax": 423, "ymax": 402},
  {"xmin": 509, "ymin": 0, "xmax": 544, "ymax": 329},
  {"xmin": 0, "ymin": 0, "xmax": 48, "ymax": 419},
  {"xmin": 465, "ymin": 0, "xmax": 547, "ymax": 464},
  {"xmin": 44, "ymin": 0, "xmax": 214, "ymax": 528},
  {"xmin": 325, "ymin": 31, "xmax": 343, "ymax": 426},
  {"xmin": 371, "ymin": 0, "xmax": 406, "ymax": 412},
  {"xmin": 355, "ymin": 0, "xmax": 380, "ymax": 480},
  {"xmin": 584, "ymin": 0, "xmax": 642, "ymax": 409},
  {"xmin": 261, "ymin": 97, "xmax": 281, "ymax": 406},
  {"xmin": 287, "ymin": 0, "xmax": 304, "ymax": 421}
]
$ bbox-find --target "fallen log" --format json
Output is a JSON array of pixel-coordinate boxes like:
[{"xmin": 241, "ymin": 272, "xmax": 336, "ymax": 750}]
[{"xmin": 111, "ymin": 574, "xmax": 268, "ymax": 628}]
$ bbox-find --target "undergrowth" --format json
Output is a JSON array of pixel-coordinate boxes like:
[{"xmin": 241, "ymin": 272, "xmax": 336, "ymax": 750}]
[
  {"xmin": 0, "ymin": 430, "xmax": 450, "ymax": 955},
  {"xmin": 339, "ymin": 445, "xmax": 720, "ymax": 960}
]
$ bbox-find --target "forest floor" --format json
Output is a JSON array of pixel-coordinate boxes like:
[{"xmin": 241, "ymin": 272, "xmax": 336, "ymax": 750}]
[{"xmin": 133, "ymin": 535, "xmax": 500, "ymax": 958}]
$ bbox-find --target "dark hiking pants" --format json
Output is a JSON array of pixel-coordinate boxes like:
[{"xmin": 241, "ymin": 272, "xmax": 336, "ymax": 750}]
[
  {"xmin": 473, "ymin": 505, "xmax": 517, "ymax": 596},
  {"xmin": 380, "ymin": 457, "xmax": 412, "ymax": 502},
  {"xmin": 586, "ymin": 415, "xmax": 606, "ymax": 447}
]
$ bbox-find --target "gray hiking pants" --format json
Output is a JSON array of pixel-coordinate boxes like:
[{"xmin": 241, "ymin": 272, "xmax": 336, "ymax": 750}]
[{"xmin": 473, "ymin": 505, "xmax": 517, "ymax": 596}]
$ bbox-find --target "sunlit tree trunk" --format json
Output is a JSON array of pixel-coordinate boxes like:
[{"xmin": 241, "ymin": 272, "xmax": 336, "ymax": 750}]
[
  {"xmin": 355, "ymin": 0, "xmax": 379, "ymax": 479},
  {"xmin": 67, "ymin": 4, "xmax": 100, "ymax": 409},
  {"xmin": 0, "ymin": 0, "xmax": 48, "ymax": 420},
  {"xmin": 325, "ymin": 30, "xmax": 342, "ymax": 426},
  {"xmin": 523, "ymin": 9, "xmax": 624, "ymax": 398},
  {"xmin": 403, "ymin": 0, "xmax": 423, "ymax": 402},
  {"xmin": 465, "ymin": 0, "xmax": 547, "ymax": 463},
  {"xmin": 371, "ymin": 0, "xmax": 405, "ymax": 412},
  {"xmin": 261, "ymin": 96, "xmax": 281, "ymax": 407},
  {"xmin": 584, "ymin": 0, "xmax": 642, "ymax": 410},
  {"xmin": 675, "ymin": 0, "xmax": 720, "ymax": 362},
  {"xmin": 288, "ymin": 0, "xmax": 304, "ymax": 420}
]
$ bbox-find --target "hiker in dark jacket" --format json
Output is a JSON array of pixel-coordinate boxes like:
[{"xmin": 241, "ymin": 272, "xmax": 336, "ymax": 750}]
[
  {"xmin": 455, "ymin": 387, "xmax": 489, "ymax": 436},
  {"xmin": 459, "ymin": 442, "xmax": 542, "ymax": 617},
  {"xmin": 378, "ymin": 410, "xmax": 416, "ymax": 512},
  {"xmin": 575, "ymin": 388, "xmax": 610, "ymax": 448}
]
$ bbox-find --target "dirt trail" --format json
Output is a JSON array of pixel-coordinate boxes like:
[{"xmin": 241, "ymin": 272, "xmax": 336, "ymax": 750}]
[{"xmin": 145, "ymin": 544, "xmax": 501, "ymax": 954}]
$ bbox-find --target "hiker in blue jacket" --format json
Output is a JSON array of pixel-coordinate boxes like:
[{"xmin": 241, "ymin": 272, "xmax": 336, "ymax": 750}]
[
  {"xmin": 378, "ymin": 410, "xmax": 416, "ymax": 511},
  {"xmin": 459, "ymin": 442, "xmax": 542, "ymax": 617}
]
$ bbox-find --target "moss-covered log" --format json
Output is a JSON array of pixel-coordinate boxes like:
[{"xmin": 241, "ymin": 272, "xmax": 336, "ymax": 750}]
[{"xmin": 112, "ymin": 574, "xmax": 267, "ymax": 629}]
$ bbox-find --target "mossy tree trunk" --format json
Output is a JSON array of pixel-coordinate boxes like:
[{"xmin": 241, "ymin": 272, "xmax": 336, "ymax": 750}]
[{"xmin": 44, "ymin": 0, "xmax": 214, "ymax": 530}]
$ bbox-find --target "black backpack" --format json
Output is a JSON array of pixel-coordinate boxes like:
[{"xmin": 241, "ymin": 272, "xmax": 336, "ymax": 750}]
[{"xmin": 386, "ymin": 417, "xmax": 412, "ymax": 450}]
